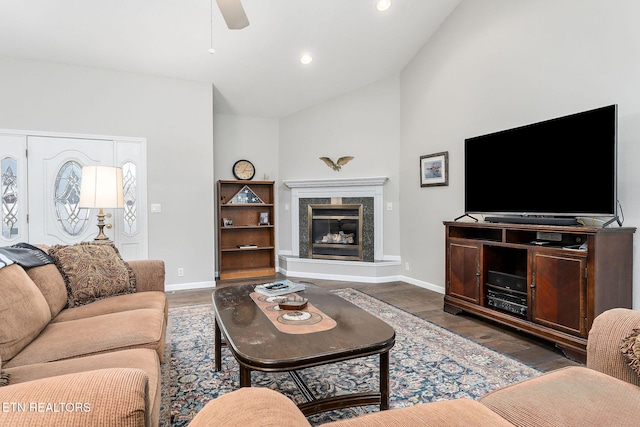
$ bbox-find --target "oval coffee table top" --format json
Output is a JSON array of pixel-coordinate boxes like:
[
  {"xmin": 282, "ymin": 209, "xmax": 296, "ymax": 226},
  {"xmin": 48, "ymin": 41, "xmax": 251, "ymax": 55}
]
[{"xmin": 212, "ymin": 283, "xmax": 395, "ymax": 371}]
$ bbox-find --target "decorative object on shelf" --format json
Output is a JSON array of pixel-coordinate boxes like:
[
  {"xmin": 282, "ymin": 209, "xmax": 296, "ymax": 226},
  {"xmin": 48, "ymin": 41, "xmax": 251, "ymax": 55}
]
[
  {"xmin": 420, "ymin": 151, "xmax": 449, "ymax": 187},
  {"xmin": 259, "ymin": 211, "xmax": 270, "ymax": 225},
  {"xmin": 79, "ymin": 165, "xmax": 124, "ymax": 241},
  {"xmin": 222, "ymin": 218, "xmax": 233, "ymax": 227},
  {"xmin": 319, "ymin": 156, "xmax": 354, "ymax": 171},
  {"xmin": 228, "ymin": 185, "xmax": 264, "ymax": 204},
  {"xmin": 232, "ymin": 159, "xmax": 255, "ymax": 180}
]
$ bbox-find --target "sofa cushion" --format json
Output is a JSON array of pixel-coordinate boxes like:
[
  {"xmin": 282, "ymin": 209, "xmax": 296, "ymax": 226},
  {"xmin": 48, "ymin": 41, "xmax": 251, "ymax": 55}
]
[
  {"xmin": 3, "ymin": 308, "xmax": 164, "ymax": 368},
  {"xmin": 587, "ymin": 307, "xmax": 640, "ymax": 387},
  {"xmin": 322, "ymin": 398, "xmax": 514, "ymax": 427},
  {"xmin": 0, "ymin": 264, "xmax": 52, "ymax": 362},
  {"xmin": 480, "ymin": 366, "xmax": 640, "ymax": 427},
  {"xmin": 25, "ymin": 264, "xmax": 69, "ymax": 318},
  {"xmin": 4, "ymin": 348, "xmax": 161, "ymax": 427},
  {"xmin": 49, "ymin": 242, "xmax": 136, "ymax": 307},
  {"xmin": 189, "ymin": 388, "xmax": 313, "ymax": 427},
  {"xmin": 51, "ymin": 291, "xmax": 167, "ymax": 323},
  {"xmin": 621, "ymin": 328, "xmax": 640, "ymax": 376},
  {"xmin": 0, "ymin": 368, "xmax": 149, "ymax": 427}
]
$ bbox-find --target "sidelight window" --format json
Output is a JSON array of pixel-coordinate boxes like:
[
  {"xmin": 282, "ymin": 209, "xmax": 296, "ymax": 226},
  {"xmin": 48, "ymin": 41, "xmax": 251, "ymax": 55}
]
[
  {"xmin": 122, "ymin": 161, "xmax": 137, "ymax": 235},
  {"xmin": 1, "ymin": 157, "xmax": 18, "ymax": 238}
]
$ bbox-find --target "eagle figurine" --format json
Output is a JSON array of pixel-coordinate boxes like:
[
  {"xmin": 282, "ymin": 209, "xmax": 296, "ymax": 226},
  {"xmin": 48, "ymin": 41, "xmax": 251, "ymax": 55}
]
[{"xmin": 319, "ymin": 156, "xmax": 354, "ymax": 171}]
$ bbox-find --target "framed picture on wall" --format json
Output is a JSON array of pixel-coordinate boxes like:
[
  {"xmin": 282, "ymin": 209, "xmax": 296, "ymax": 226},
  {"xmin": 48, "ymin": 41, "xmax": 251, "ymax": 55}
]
[{"xmin": 420, "ymin": 151, "xmax": 449, "ymax": 187}]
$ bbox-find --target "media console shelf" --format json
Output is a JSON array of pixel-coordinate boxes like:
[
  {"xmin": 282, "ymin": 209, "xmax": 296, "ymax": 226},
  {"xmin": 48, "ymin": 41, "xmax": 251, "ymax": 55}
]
[{"xmin": 444, "ymin": 221, "xmax": 635, "ymax": 362}]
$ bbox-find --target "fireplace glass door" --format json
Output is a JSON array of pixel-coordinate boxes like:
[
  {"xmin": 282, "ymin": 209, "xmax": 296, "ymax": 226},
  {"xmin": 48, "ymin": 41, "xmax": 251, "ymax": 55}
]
[{"xmin": 308, "ymin": 204, "xmax": 363, "ymax": 261}]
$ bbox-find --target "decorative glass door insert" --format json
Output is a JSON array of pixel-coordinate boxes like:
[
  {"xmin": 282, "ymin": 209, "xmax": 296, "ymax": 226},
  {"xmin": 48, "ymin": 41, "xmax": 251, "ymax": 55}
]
[
  {"xmin": 1, "ymin": 157, "xmax": 18, "ymax": 238},
  {"xmin": 54, "ymin": 160, "xmax": 90, "ymax": 236}
]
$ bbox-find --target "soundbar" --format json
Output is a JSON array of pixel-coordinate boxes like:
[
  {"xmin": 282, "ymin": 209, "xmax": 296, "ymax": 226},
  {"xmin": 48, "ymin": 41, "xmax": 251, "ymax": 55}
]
[{"xmin": 485, "ymin": 216, "xmax": 579, "ymax": 226}]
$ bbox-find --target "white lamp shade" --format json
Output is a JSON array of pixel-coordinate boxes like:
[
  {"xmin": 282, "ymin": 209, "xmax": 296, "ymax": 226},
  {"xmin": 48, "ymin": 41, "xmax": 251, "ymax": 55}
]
[{"xmin": 79, "ymin": 166, "xmax": 125, "ymax": 209}]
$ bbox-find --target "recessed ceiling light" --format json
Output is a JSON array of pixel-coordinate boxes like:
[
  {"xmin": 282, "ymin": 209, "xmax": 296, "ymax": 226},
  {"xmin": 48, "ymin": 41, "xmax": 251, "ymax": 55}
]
[
  {"xmin": 376, "ymin": 0, "xmax": 391, "ymax": 12},
  {"xmin": 300, "ymin": 54, "xmax": 313, "ymax": 65}
]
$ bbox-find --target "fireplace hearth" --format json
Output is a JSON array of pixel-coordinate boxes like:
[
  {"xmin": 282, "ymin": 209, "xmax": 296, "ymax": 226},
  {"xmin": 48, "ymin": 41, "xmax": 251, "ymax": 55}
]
[{"xmin": 308, "ymin": 204, "xmax": 363, "ymax": 261}]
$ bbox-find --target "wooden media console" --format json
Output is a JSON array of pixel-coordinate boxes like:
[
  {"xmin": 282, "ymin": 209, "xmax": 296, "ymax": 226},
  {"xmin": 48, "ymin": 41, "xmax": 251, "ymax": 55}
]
[{"xmin": 444, "ymin": 221, "xmax": 635, "ymax": 362}]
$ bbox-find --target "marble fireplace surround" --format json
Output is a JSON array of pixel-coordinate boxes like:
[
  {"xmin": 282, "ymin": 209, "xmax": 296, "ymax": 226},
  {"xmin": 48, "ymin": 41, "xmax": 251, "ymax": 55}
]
[{"xmin": 283, "ymin": 177, "xmax": 388, "ymax": 261}]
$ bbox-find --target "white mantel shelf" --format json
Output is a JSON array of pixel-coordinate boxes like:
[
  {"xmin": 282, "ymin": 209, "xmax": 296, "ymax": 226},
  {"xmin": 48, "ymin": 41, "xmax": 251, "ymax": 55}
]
[{"xmin": 284, "ymin": 177, "xmax": 388, "ymax": 188}]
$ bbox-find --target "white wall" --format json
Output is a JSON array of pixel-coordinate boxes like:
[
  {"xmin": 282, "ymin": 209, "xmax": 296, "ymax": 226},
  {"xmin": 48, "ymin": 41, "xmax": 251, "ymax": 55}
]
[
  {"xmin": 0, "ymin": 57, "xmax": 215, "ymax": 289},
  {"xmin": 213, "ymin": 114, "xmax": 279, "ymax": 183},
  {"xmin": 278, "ymin": 75, "xmax": 402, "ymax": 260},
  {"xmin": 400, "ymin": 0, "xmax": 640, "ymax": 308},
  {"xmin": 212, "ymin": 113, "xmax": 280, "ymax": 273}
]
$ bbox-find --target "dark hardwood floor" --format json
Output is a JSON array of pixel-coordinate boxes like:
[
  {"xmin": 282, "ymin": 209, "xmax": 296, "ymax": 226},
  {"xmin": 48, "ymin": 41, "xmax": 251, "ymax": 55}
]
[{"xmin": 166, "ymin": 274, "xmax": 582, "ymax": 372}]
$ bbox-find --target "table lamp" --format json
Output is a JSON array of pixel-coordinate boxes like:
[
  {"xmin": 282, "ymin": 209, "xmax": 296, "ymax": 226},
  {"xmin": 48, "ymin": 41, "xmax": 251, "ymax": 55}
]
[{"xmin": 79, "ymin": 165, "xmax": 124, "ymax": 241}]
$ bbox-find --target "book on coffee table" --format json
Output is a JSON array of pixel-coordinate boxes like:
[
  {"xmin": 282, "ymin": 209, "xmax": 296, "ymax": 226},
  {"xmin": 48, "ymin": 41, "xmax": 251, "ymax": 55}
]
[{"xmin": 255, "ymin": 280, "xmax": 305, "ymax": 297}]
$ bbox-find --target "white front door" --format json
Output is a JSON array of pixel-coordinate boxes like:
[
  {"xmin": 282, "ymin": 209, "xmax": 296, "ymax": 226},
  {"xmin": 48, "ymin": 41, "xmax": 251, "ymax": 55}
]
[
  {"xmin": 28, "ymin": 136, "xmax": 116, "ymax": 245},
  {"xmin": 0, "ymin": 131, "xmax": 148, "ymax": 259}
]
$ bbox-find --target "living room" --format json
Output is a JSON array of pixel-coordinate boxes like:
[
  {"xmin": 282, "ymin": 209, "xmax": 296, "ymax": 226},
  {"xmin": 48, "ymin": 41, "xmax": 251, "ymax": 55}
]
[
  {"xmin": 1, "ymin": 1, "xmax": 639, "ymax": 309},
  {"xmin": 1, "ymin": 1, "xmax": 640, "ymax": 425}
]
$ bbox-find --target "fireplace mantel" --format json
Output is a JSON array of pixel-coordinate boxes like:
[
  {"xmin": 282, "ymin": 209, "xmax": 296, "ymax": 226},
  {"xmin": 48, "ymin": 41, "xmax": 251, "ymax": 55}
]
[
  {"xmin": 284, "ymin": 177, "xmax": 388, "ymax": 189},
  {"xmin": 284, "ymin": 177, "xmax": 388, "ymax": 261}
]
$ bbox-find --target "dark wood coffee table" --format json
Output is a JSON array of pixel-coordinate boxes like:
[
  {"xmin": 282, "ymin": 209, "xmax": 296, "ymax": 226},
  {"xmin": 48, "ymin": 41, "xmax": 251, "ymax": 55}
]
[{"xmin": 212, "ymin": 283, "xmax": 395, "ymax": 416}]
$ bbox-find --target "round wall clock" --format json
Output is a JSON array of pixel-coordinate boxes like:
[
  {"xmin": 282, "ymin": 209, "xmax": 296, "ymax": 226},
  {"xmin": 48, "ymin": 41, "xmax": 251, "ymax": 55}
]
[{"xmin": 232, "ymin": 159, "xmax": 256, "ymax": 180}]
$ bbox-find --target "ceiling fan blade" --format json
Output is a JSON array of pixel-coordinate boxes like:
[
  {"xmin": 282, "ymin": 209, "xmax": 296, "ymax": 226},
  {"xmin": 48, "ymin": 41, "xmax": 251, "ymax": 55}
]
[{"xmin": 215, "ymin": 0, "xmax": 250, "ymax": 30}]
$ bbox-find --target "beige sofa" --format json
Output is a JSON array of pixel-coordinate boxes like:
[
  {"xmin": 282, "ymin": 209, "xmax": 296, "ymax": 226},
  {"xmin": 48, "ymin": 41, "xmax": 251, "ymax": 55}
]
[
  {"xmin": 190, "ymin": 307, "xmax": 640, "ymax": 427},
  {"xmin": 0, "ymin": 246, "xmax": 167, "ymax": 427}
]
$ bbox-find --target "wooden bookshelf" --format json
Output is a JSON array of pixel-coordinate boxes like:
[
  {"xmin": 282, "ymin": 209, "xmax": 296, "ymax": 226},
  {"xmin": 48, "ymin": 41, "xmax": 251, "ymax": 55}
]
[{"xmin": 217, "ymin": 180, "xmax": 275, "ymax": 280}]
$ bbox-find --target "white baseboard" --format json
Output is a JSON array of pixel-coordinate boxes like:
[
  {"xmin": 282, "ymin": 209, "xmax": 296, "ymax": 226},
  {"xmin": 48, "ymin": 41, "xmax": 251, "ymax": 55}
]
[
  {"xmin": 163, "ymin": 273, "xmax": 445, "ymax": 296},
  {"xmin": 398, "ymin": 276, "xmax": 445, "ymax": 294},
  {"xmin": 165, "ymin": 280, "xmax": 216, "ymax": 293},
  {"xmin": 277, "ymin": 265, "xmax": 444, "ymax": 294},
  {"xmin": 279, "ymin": 266, "xmax": 402, "ymax": 284}
]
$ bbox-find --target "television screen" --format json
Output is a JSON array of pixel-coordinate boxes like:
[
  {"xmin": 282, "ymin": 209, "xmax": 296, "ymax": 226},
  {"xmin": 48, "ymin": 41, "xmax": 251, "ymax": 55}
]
[{"xmin": 464, "ymin": 105, "xmax": 617, "ymax": 218}]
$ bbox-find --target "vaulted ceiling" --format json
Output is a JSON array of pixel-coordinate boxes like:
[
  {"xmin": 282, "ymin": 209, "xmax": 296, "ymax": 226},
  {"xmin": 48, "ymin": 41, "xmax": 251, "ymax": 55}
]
[{"xmin": 0, "ymin": 0, "xmax": 460, "ymax": 118}]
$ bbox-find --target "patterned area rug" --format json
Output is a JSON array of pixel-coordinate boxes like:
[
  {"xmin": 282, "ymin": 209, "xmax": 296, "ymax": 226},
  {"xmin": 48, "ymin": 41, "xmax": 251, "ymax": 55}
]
[{"xmin": 160, "ymin": 288, "xmax": 541, "ymax": 426}]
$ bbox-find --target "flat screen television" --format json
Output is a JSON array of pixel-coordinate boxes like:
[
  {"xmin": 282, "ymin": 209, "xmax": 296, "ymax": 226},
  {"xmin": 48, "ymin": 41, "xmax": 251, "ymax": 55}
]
[{"xmin": 464, "ymin": 104, "xmax": 617, "ymax": 225}]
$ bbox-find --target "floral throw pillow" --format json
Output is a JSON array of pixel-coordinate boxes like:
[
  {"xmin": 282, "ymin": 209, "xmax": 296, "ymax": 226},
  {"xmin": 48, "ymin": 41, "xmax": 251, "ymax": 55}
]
[
  {"xmin": 621, "ymin": 328, "xmax": 640, "ymax": 376},
  {"xmin": 49, "ymin": 242, "xmax": 136, "ymax": 308}
]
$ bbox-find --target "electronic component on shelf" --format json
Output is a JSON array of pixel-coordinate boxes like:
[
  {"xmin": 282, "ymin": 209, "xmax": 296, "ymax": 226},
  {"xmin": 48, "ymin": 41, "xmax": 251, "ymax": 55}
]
[
  {"xmin": 487, "ymin": 270, "xmax": 527, "ymax": 293},
  {"xmin": 487, "ymin": 288, "xmax": 527, "ymax": 316}
]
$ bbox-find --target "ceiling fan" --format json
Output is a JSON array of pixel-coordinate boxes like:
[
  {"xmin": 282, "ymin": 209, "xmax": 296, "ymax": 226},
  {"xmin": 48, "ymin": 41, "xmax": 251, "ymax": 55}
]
[{"xmin": 215, "ymin": 0, "xmax": 250, "ymax": 29}]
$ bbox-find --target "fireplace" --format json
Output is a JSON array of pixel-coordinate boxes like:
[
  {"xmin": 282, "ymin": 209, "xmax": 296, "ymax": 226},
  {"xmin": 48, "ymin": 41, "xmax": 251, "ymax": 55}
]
[
  {"xmin": 308, "ymin": 204, "xmax": 363, "ymax": 261},
  {"xmin": 283, "ymin": 177, "xmax": 389, "ymax": 265}
]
